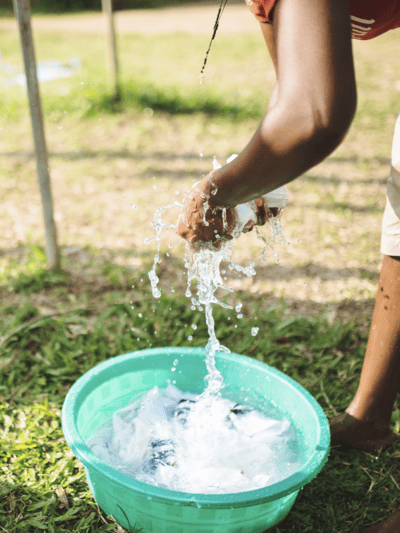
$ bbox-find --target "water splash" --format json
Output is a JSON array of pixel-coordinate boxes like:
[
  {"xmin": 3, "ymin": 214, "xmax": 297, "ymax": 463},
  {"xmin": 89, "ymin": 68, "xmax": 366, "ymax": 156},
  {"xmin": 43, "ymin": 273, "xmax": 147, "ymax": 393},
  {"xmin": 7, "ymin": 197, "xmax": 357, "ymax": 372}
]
[
  {"xmin": 148, "ymin": 201, "xmax": 182, "ymax": 299},
  {"xmin": 255, "ymin": 209, "xmax": 287, "ymax": 263},
  {"xmin": 148, "ymin": 193, "xmax": 287, "ymax": 396},
  {"xmin": 184, "ymin": 242, "xmax": 236, "ymax": 396}
]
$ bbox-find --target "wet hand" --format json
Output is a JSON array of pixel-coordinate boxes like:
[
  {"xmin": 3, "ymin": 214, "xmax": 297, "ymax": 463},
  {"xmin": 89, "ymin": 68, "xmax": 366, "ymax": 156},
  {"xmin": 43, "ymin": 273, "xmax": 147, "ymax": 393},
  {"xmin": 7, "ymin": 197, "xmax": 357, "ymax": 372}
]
[
  {"xmin": 242, "ymin": 198, "xmax": 280, "ymax": 233},
  {"xmin": 176, "ymin": 177, "xmax": 235, "ymax": 249}
]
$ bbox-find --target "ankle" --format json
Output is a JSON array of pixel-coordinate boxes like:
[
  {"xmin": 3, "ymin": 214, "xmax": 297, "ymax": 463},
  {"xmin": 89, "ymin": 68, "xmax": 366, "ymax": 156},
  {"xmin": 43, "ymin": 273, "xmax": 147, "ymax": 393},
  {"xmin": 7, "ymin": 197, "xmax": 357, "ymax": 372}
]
[{"xmin": 346, "ymin": 398, "xmax": 393, "ymax": 431}]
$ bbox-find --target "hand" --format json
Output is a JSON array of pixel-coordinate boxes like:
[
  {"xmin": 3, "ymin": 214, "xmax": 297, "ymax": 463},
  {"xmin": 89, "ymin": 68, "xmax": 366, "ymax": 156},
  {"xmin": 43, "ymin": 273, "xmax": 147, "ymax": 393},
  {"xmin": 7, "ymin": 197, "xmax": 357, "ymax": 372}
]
[
  {"xmin": 176, "ymin": 176, "xmax": 235, "ymax": 249},
  {"xmin": 242, "ymin": 198, "xmax": 280, "ymax": 233}
]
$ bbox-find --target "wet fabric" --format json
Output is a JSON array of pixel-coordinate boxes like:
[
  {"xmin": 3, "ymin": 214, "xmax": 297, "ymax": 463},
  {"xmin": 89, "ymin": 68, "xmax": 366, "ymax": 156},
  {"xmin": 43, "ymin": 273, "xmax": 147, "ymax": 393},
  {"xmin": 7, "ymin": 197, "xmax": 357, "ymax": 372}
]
[
  {"xmin": 381, "ymin": 112, "xmax": 400, "ymax": 256},
  {"xmin": 87, "ymin": 385, "xmax": 302, "ymax": 494}
]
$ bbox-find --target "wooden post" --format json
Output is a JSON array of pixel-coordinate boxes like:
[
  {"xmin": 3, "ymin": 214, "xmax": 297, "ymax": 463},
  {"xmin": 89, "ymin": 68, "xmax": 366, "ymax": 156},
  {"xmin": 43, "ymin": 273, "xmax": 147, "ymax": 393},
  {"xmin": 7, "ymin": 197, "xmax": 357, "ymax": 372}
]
[
  {"xmin": 101, "ymin": 0, "xmax": 121, "ymax": 101},
  {"xmin": 12, "ymin": 0, "xmax": 60, "ymax": 272}
]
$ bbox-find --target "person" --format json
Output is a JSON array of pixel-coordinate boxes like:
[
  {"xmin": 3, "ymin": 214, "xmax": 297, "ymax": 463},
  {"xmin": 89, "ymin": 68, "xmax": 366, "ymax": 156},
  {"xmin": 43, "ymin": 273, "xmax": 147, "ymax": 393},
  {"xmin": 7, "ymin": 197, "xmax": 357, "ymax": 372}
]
[{"xmin": 176, "ymin": 0, "xmax": 400, "ymax": 531}]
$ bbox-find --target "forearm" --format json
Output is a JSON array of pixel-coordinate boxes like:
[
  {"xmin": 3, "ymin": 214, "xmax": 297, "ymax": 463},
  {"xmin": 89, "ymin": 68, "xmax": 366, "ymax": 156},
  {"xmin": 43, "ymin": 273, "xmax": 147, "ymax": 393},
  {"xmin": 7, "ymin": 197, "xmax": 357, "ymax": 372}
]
[{"xmin": 207, "ymin": 99, "xmax": 352, "ymax": 208}]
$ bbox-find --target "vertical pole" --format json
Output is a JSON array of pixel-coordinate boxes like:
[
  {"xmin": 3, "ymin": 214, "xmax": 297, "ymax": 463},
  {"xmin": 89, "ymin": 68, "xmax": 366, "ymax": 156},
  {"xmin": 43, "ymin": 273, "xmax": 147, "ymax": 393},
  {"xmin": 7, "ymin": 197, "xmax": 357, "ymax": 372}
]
[
  {"xmin": 12, "ymin": 0, "xmax": 60, "ymax": 272},
  {"xmin": 101, "ymin": 0, "xmax": 121, "ymax": 101}
]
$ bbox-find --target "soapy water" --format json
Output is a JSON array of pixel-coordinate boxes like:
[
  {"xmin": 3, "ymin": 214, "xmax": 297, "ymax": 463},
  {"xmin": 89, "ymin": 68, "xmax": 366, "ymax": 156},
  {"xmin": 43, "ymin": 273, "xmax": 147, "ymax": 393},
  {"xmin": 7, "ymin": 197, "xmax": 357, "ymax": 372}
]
[{"xmin": 87, "ymin": 384, "xmax": 303, "ymax": 494}]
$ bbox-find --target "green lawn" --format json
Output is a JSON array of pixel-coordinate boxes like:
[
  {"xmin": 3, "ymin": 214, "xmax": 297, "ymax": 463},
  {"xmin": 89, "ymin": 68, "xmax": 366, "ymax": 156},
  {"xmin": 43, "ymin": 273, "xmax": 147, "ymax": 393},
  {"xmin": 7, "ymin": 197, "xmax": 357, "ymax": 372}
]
[{"xmin": 0, "ymin": 13, "xmax": 400, "ymax": 533}]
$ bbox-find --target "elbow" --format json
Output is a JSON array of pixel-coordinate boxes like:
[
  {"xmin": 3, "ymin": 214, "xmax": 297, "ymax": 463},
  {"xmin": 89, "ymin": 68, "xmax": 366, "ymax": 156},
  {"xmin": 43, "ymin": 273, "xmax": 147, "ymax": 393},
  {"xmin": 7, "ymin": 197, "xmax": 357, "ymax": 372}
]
[
  {"xmin": 263, "ymin": 90, "xmax": 357, "ymax": 170},
  {"xmin": 309, "ymin": 92, "xmax": 357, "ymax": 159}
]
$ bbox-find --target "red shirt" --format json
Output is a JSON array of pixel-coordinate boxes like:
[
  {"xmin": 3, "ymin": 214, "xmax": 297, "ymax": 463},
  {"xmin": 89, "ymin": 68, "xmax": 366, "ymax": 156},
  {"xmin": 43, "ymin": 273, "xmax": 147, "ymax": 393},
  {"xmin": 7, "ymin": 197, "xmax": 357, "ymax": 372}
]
[{"xmin": 245, "ymin": 0, "xmax": 400, "ymax": 40}]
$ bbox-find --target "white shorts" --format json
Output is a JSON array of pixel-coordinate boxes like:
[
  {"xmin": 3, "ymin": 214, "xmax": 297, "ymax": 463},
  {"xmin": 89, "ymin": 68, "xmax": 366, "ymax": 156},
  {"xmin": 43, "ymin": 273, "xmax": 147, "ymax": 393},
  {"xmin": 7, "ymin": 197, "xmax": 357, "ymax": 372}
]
[{"xmin": 381, "ymin": 112, "xmax": 400, "ymax": 257}]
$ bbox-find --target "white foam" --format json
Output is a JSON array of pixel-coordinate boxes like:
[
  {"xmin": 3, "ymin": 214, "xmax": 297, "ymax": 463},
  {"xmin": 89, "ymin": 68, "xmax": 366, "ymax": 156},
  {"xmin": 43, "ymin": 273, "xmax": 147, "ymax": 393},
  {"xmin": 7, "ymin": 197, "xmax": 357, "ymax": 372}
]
[{"xmin": 88, "ymin": 385, "xmax": 302, "ymax": 494}]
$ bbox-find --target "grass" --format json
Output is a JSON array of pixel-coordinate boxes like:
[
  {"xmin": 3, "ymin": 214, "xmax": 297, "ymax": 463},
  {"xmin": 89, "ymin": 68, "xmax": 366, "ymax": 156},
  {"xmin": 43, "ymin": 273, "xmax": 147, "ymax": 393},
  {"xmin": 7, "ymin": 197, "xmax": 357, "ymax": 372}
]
[
  {"xmin": 0, "ymin": 10, "xmax": 400, "ymax": 533},
  {"xmin": 0, "ymin": 246, "xmax": 399, "ymax": 532},
  {"xmin": 0, "ymin": 31, "xmax": 270, "ymax": 122}
]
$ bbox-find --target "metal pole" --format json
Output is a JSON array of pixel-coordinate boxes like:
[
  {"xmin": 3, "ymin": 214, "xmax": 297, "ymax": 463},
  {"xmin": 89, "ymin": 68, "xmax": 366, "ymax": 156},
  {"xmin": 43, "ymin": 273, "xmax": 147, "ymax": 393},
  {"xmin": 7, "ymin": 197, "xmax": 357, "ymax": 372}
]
[
  {"xmin": 12, "ymin": 0, "xmax": 60, "ymax": 272},
  {"xmin": 101, "ymin": 0, "xmax": 121, "ymax": 101}
]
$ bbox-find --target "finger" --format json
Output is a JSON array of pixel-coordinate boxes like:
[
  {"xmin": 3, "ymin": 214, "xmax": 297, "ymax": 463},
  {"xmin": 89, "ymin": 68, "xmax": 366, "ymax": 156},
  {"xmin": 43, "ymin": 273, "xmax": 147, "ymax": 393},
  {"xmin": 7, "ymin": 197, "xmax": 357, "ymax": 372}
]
[
  {"xmin": 254, "ymin": 197, "xmax": 268, "ymax": 225},
  {"xmin": 243, "ymin": 220, "xmax": 255, "ymax": 233},
  {"xmin": 269, "ymin": 207, "xmax": 280, "ymax": 218}
]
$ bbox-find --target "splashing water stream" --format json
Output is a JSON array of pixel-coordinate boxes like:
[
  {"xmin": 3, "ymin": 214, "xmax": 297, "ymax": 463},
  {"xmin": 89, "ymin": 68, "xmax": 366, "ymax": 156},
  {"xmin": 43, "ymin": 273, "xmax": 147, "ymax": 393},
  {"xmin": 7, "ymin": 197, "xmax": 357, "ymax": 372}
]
[
  {"xmin": 148, "ymin": 196, "xmax": 285, "ymax": 397},
  {"xmin": 87, "ymin": 183, "xmax": 300, "ymax": 495}
]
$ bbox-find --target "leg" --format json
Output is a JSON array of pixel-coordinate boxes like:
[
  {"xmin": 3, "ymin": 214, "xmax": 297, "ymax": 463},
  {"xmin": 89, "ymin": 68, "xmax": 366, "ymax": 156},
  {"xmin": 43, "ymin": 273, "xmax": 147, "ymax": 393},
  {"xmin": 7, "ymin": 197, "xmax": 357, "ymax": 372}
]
[{"xmin": 330, "ymin": 255, "xmax": 400, "ymax": 451}]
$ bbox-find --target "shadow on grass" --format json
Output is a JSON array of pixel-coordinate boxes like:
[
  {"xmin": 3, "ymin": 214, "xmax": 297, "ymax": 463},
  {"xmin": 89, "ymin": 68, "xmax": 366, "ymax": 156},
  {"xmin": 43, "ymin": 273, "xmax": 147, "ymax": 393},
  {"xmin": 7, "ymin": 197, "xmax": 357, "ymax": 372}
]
[{"xmin": 83, "ymin": 82, "xmax": 261, "ymax": 120}]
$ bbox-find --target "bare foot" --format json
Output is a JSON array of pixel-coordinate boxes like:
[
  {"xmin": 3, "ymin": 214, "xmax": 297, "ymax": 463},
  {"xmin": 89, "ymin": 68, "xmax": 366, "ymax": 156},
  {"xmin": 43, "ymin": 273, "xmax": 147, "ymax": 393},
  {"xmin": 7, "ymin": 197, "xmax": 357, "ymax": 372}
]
[
  {"xmin": 329, "ymin": 412, "xmax": 397, "ymax": 452},
  {"xmin": 362, "ymin": 511, "xmax": 400, "ymax": 532}
]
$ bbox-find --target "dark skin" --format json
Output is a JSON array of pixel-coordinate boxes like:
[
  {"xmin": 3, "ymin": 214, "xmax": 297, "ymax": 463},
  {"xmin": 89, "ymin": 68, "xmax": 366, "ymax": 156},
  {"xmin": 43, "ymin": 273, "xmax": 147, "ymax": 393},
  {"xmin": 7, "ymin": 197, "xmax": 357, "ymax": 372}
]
[
  {"xmin": 177, "ymin": 0, "xmax": 356, "ymax": 243},
  {"xmin": 177, "ymin": 1, "xmax": 399, "ymax": 530}
]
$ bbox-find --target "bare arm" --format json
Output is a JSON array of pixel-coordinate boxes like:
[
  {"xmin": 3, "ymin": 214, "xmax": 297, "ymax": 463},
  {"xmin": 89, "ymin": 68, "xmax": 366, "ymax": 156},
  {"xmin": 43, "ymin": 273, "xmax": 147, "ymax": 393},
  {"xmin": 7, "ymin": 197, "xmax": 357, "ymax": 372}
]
[
  {"xmin": 206, "ymin": 0, "xmax": 357, "ymax": 207},
  {"xmin": 177, "ymin": 0, "xmax": 357, "ymax": 245}
]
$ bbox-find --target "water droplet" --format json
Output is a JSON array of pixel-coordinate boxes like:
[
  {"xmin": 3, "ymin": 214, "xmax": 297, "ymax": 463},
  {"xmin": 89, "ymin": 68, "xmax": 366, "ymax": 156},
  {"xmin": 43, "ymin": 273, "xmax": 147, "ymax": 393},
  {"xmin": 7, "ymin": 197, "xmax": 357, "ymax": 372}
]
[
  {"xmin": 130, "ymin": 204, "xmax": 137, "ymax": 209},
  {"xmin": 192, "ymin": 324, "xmax": 197, "ymax": 330},
  {"xmin": 235, "ymin": 303, "xmax": 242, "ymax": 313},
  {"xmin": 138, "ymin": 313, "xmax": 143, "ymax": 318},
  {"xmin": 199, "ymin": 152, "xmax": 203, "ymax": 157},
  {"xmin": 171, "ymin": 367, "xmax": 176, "ymax": 372},
  {"xmin": 251, "ymin": 327, "xmax": 259, "ymax": 336},
  {"xmin": 58, "ymin": 126, "xmax": 62, "ymax": 129},
  {"xmin": 173, "ymin": 359, "xmax": 179, "ymax": 366},
  {"xmin": 188, "ymin": 335, "xmax": 193, "ymax": 341},
  {"xmin": 276, "ymin": 259, "xmax": 280, "ymax": 265},
  {"xmin": 237, "ymin": 313, "xmax": 243, "ymax": 319},
  {"xmin": 153, "ymin": 185, "xmax": 157, "ymax": 190}
]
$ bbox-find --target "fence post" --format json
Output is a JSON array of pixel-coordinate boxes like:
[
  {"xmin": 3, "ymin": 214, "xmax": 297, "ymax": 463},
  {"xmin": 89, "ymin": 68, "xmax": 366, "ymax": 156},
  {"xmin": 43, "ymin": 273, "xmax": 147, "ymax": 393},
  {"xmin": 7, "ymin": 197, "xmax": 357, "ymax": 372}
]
[
  {"xmin": 12, "ymin": 0, "xmax": 60, "ymax": 272},
  {"xmin": 101, "ymin": 0, "xmax": 121, "ymax": 101}
]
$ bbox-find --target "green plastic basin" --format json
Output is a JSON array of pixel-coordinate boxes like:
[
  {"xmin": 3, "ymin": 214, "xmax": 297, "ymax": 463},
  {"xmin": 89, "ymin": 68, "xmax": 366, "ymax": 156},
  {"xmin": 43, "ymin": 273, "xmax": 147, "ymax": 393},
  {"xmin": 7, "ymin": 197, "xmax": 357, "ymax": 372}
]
[{"xmin": 62, "ymin": 347, "xmax": 330, "ymax": 533}]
